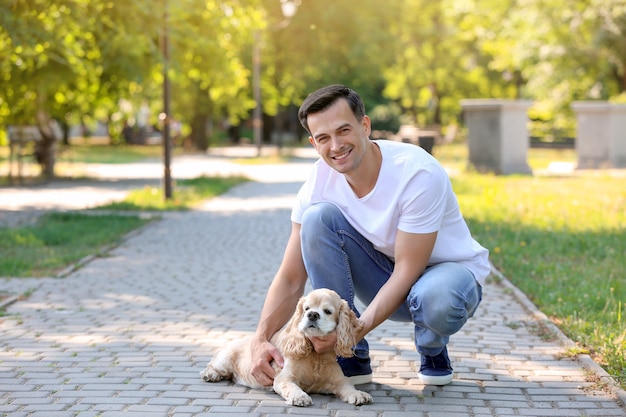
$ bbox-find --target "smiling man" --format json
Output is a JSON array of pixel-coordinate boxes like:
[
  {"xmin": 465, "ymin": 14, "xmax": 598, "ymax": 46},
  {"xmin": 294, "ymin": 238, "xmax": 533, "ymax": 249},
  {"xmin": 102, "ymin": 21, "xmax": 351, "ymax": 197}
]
[{"xmin": 250, "ymin": 84, "xmax": 490, "ymax": 387}]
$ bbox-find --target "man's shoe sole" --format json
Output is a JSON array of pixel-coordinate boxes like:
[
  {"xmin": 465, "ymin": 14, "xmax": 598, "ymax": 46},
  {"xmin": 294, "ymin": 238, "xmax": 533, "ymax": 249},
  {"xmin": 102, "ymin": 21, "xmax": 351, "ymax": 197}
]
[
  {"xmin": 418, "ymin": 372, "xmax": 453, "ymax": 386},
  {"xmin": 348, "ymin": 373, "xmax": 373, "ymax": 385}
]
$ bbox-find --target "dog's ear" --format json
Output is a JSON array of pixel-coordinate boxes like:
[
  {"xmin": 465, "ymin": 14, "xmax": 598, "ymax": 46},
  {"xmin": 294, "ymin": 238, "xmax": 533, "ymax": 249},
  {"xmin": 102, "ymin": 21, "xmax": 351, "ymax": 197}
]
[
  {"xmin": 334, "ymin": 299, "xmax": 363, "ymax": 358},
  {"xmin": 278, "ymin": 296, "xmax": 313, "ymax": 359}
]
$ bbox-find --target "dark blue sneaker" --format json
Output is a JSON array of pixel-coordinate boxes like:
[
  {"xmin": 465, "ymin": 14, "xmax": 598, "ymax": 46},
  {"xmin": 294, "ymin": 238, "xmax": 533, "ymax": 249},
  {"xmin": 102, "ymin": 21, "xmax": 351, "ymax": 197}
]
[
  {"xmin": 418, "ymin": 347, "xmax": 453, "ymax": 385},
  {"xmin": 337, "ymin": 356, "xmax": 372, "ymax": 385}
]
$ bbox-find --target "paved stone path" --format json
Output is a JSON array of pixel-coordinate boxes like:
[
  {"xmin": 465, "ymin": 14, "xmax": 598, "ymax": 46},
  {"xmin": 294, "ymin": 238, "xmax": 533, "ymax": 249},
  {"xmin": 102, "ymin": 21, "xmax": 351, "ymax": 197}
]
[{"xmin": 1, "ymin": 147, "xmax": 625, "ymax": 416}]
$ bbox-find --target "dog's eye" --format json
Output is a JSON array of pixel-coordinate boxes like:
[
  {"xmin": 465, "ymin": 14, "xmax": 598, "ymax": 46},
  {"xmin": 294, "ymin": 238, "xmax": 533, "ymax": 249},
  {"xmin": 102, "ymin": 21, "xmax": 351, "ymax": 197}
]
[
  {"xmin": 324, "ymin": 309, "xmax": 333, "ymax": 315},
  {"xmin": 304, "ymin": 306, "xmax": 310, "ymax": 311}
]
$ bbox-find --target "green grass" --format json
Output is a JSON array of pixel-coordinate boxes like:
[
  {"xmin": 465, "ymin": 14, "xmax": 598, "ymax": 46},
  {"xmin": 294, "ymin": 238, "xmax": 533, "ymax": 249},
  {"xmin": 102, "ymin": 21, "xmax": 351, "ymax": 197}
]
[
  {"xmin": 57, "ymin": 144, "xmax": 176, "ymax": 164},
  {"xmin": 0, "ymin": 175, "xmax": 249, "ymax": 278},
  {"xmin": 0, "ymin": 212, "xmax": 151, "ymax": 277},
  {"xmin": 435, "ymin": 144, "xmax": 626, "ymax": 387},
  {"xmin": 96, "ymin": 176, "xmax": 248, "ymax": 211},
  {"xmin": 525, "ymin": 147, "xmax": 576, "ymax": 171},
  {"xmin": 0, "ymin": 144, "xmax": 167, "ymax": 166}
]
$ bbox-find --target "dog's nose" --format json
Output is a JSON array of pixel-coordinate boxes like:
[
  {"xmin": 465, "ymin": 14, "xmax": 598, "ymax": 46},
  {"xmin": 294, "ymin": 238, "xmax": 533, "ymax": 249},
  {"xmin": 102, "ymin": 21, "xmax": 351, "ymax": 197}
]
[{"xmin": 307, "ymin": 311, "xmax": 320, "ymax": 322}]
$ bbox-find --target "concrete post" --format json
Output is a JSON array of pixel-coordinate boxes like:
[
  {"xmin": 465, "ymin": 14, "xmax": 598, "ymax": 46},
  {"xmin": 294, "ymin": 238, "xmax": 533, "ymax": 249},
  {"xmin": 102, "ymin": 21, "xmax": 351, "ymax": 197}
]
[
  {"xmin": 461, "ymin": 99, "xmax": 533, "ymax": 175},
  {"xmin": 572, "ymin": 102, "xmax": 626, "ymax": 169}
]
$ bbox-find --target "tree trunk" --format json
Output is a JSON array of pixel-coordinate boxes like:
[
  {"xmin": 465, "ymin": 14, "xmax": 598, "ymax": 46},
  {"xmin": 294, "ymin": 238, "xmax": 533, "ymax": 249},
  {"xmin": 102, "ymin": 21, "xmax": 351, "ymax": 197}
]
[
  {"xmin": 227, "ymin": 124, "xmax": 240, "ymax": 144},
  {"xmin": 190, "ymin": 112, "xmax": 210, "ymax": 150},
  {"xmin": 34, "ymin": 107, "xmax": 60, "ymax": 181},
  {"xmin": 61, "ymin": 119, "xmax": 70, "ymax": 146},
  {"xmin": 432, "ymin": 95, "xmax": 442, "ymax": 126},
  {"xmin": 429, "ymin": 83, "xmax": 442, "ymax": 126}
]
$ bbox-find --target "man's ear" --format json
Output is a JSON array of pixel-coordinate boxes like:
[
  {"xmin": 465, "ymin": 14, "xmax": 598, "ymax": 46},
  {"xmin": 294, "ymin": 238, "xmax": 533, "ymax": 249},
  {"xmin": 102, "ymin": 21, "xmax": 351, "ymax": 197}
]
[
  {"xmin": 308, "ymin": 136, "xmax": 320, "ymax": 153},
  {"xmin": 362, "ymin": 115, "xmax": 371, "ymax": 136}
]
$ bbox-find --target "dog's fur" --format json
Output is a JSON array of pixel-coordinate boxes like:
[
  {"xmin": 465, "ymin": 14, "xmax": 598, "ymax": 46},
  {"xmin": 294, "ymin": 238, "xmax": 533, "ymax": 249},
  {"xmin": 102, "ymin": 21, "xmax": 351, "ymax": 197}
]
[{"xmin": 200, "ymin": 288, "xmax": 373, "ymax": 406}]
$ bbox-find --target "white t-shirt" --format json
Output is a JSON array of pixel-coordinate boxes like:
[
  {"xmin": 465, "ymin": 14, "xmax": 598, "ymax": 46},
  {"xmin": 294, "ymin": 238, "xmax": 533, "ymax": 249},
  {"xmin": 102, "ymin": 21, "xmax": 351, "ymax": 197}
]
[{"xmin": 291, "ymin": 139, "xmax": 490, "ymax": 284}]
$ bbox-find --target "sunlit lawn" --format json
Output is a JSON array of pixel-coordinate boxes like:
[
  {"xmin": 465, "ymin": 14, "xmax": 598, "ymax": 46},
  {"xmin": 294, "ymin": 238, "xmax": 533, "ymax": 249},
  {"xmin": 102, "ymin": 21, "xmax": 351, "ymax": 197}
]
[
  {"xmin": 57, "ymin": 144, "xmax": 179, "ymax": 164},
  {"xmin": 96, "ymin": 176, "xmax": 248, "ymax": 211},
  {"xmin": 0, "ymin": 143, "xmax": 166, "ymax": 165},
  {"xmin": 0, "ymin": 212, "xmax": 152, "ymax": 277},
  {"xmin": 436, "ymin": 143, "xmax": 625, "ymax": 387}
]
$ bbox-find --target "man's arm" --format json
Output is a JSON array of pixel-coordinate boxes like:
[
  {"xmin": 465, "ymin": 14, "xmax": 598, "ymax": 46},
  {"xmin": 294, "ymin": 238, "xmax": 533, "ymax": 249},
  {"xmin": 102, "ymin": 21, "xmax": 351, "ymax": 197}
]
[
  {"xmin": 250, "ymin": 222, "xmax": 308, "ymax": 386},
  {"xmin": 356, "ymin": 230, "xmax": 437, "ymax": 340}
]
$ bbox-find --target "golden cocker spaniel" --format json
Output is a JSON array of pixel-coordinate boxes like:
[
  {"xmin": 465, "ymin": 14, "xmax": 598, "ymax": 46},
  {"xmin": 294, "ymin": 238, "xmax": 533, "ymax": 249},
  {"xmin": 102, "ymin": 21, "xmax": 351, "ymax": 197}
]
[{"xmin": 200, "ymin": 288, "xmax": 373, "ymax": 406}]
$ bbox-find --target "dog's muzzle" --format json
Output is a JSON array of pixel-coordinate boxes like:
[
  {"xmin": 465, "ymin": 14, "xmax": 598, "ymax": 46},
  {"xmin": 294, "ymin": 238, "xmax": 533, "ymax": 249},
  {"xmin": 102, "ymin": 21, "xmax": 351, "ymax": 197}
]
[{"xmin": 305, "ymin": 311, "xmax": 319, "ymax": 328}]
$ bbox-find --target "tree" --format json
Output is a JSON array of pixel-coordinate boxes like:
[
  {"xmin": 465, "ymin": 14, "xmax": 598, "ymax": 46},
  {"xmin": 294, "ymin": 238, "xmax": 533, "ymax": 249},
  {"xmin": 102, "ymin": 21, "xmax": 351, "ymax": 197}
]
[
  {"xmin": 255, "ymin": 0, "xmax": 398, "ymax": 142},
  {"xmin": 381, "ymin": 0, "xmax": 519, "ymax": 128},
  {"xmin": 0, "ymin": 0, "xmax": 163, "ymax": 176},
  {"xmin": 166, "ymin": 0, "xmax": 261, "ymax": 150},
  {"xmin": 0, "ymin": 0, "xmax": 261, "ymax": 166},
  {"xmin": 596, "ymin": 0, "xmax": 626, "ymax": 94},
  {"xmin": 481, "ymin": 0, "xmax": 626, "ymax": 138},
  {"xmin": 0, "ymin": 0, "xmax": 105, "ymax": 177},
  {"xmin": 83, "ymin": 1, "xmax": 163, "ymax": 143}
]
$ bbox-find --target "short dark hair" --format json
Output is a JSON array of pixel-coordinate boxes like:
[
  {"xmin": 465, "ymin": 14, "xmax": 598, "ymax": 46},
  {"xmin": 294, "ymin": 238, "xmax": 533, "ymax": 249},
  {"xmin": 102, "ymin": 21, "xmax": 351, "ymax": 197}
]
[{"xmin": 298, "ymin": 84, "xmax": 366, "ymax": 135}]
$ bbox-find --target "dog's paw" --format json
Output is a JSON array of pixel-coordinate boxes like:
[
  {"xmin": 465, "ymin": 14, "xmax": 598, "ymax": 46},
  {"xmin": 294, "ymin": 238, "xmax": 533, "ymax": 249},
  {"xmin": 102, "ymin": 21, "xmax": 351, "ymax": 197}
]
[
  {"xmin": 346, "ymin": 390, "xmax": 373, "ymax": 405},
  {"xmin": 286, "ymin": 391, "xmax": 312, "ymax": 407},
  {"xmin": 200, "ymin": 366, "xmax": 222, "ymax": 382}
]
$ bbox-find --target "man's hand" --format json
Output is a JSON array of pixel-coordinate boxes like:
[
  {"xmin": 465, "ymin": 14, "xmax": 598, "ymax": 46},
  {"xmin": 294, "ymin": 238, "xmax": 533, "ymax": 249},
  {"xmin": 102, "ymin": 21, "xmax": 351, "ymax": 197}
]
[
  {"xmin": 308, "ymin": 331, "xmax": 337, "ymax": 353},
  {"xmin": 250, "ymin": 338, "xmax": 284, "ymax": 387}
]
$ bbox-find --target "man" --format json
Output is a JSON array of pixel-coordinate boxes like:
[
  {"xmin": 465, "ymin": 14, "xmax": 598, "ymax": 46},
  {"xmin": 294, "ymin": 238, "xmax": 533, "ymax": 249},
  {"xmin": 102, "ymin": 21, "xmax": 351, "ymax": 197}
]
[{"xmin": 250, "ymin": 84, "xmax": 489, "ymax": 387}]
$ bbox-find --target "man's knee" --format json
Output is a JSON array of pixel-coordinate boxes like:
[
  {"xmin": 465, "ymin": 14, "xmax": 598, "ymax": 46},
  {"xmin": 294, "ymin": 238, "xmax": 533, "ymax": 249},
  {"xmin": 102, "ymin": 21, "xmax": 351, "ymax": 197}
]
[
  {"xmin": 409, "ymin": 286, "xmax": 457, "ymax": 321},
  {"xmin": 302, "ymin": 202, "xmax": 340, "ymax": 224},
  {"xmin": 301, "ymin": 203, "xmax": 342, "ymax": 235},
  {"xmin": 408, "ymin": 265, "xmax": 481, "ymax": 335}
]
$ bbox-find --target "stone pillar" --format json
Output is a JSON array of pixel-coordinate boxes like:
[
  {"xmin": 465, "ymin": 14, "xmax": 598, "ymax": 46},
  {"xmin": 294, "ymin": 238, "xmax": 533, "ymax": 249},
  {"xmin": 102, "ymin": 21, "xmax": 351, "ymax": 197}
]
[
  {"xmin": 612, "ymin": 106, "xmax": 626, "ymax": 168},
  {"xmin": 461, "ymin": 99, "xmax": 532, "ymax": 175},
  {"xmin": 572, "ymin": 102, "xmax": 626, "ymax": 169}
]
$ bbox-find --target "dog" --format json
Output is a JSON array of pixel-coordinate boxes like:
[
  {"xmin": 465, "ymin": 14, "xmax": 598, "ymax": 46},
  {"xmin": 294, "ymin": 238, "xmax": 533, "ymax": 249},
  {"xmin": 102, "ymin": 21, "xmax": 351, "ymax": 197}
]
[{"xmin": 200, "ymin": 288, "xmax": 373, "ymax": 406}]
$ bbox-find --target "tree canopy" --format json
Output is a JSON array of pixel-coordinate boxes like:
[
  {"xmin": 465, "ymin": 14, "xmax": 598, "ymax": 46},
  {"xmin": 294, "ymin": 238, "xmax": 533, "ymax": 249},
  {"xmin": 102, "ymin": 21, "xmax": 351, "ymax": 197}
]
[{"xmin": 1, "ymin": 0, "xmax": 624, "ymax": 151}]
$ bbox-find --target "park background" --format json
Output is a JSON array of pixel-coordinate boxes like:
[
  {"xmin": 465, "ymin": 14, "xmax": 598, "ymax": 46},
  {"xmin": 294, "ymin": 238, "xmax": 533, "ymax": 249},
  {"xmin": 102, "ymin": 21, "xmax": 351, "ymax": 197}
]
[
  {"xmin": 1, "ymin": 0, "xmax": 625, "ymax": 392},
  {"xmin": 2, "ymin": 0, "xmax": 625, "ymax": 155}
]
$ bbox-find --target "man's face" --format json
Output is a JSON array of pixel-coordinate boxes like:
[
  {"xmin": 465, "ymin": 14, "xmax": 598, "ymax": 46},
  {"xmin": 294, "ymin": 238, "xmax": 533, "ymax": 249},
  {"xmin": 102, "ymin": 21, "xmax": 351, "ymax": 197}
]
[{"xmin": 307, "ymin": 99, "xmax": 371, "ymax": 175}]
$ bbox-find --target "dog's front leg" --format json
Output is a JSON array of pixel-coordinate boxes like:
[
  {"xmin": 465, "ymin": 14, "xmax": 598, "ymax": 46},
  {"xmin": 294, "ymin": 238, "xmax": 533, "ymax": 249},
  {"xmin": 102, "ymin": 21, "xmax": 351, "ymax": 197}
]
[
  {"xmin": 273, "ymin": 378, "xmax": 312, "ymax": 406},
  {"xmin": 335, "ymin": 379, "xmax": 373, "ymax": 406}
]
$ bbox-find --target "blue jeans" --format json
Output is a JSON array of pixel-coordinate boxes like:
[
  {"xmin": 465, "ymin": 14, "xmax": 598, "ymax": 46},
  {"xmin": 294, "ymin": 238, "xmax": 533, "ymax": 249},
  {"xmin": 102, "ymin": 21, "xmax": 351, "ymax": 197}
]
[{"xmin": 300, "ymin": 202, "xmax": 482, "ymax": 358}]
